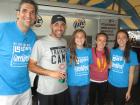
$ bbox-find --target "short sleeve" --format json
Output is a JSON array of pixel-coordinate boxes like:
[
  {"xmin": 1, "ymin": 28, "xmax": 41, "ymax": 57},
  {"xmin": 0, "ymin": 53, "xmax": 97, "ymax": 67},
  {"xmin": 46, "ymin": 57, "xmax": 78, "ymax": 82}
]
[
  {"xmin": 130, "ymin": 51, "xmax": 139, "ymax": 66},
  {"xmin": 30, "ymin": 40, "xmax": 42, "ymax": 62},
  {"xmin": 110, "ymin": 49, "xmax": 113, "ymax": 60},
  {"xmin": 66, "ymin": 49, "xmax": 70, "ymax": 64},
  {"xmin": 0, "ymin": 23, "xmax": 6, "ymax": 40},
  {"xmin": 88, "ymin": 48, "xmax": 93, "ymax": 64}
]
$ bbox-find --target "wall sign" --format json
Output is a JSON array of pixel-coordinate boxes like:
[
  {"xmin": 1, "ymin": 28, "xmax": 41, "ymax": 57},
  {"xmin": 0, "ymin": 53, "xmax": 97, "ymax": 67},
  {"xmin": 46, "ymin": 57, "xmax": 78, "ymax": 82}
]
[
  {"xmin": 99, "ymin": 19, "xmax": 118, "ymax": 41},
  {"xmin": 98, "ymin": 19, "xmax": 118, "ymax": 43},
  {"xmin": 73, "ymin": 18, "xmax": 86, "ymax": 29}
]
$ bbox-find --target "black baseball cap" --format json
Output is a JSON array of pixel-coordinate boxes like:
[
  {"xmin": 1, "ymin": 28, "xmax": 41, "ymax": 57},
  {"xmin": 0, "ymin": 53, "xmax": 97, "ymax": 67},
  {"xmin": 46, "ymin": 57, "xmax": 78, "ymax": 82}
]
[{"xmin": 51, "ymin": 15, "xmax": 66, "ymax": 24}]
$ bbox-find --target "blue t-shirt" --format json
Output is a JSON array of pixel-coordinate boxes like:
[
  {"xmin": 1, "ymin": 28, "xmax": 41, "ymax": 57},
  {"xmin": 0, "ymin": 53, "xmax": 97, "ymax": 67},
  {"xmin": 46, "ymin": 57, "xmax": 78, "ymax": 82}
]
[
  {"xmin": 0, "ymin": 22, "xmax": 36, "ymax": 95},
  {"xmin": 108, "ymin": 48, "xmax": 138, "ymax": 88},
  {"xmin": 66, "ymin": 48, "xmax": 93, "ymax": 86}
]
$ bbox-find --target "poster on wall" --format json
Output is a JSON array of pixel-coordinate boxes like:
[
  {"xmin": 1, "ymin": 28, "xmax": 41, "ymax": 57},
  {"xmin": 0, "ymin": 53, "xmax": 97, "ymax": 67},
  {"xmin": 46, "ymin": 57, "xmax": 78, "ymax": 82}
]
[{"xmin": 99, "ymin": 19, "xmax": 118, "ymax": 42}]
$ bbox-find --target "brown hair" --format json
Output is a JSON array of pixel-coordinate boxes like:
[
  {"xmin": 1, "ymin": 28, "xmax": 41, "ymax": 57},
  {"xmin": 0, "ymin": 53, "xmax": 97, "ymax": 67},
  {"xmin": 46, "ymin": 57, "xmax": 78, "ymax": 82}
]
[
  {"xmin": 113, "ymin": 30, "xmax": 131, "ymax": 62},
  {"xmin": 17, "ymin": 0, "xmax": 38, "ymax": 15},
  {"xmin": 68, "ymin": 29, "xmax": 87, "ymax": 64},
  {"xmin": 95, "ymin": 32, "xmax": 110, "ymax": 64}
]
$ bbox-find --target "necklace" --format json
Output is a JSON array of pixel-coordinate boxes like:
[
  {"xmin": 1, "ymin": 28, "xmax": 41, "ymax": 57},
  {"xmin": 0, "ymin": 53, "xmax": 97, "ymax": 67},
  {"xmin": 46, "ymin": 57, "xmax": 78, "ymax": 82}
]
[{"xmin": 96, "ymin": 52, "xmax": 107, "ymax": 72}]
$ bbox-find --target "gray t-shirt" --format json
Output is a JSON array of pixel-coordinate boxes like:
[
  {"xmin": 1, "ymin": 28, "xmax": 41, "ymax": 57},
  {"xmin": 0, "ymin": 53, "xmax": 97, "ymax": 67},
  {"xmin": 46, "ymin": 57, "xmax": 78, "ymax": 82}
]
[{"xmin": 30, "ymin": 35, "xmax": 68, "ymax": 95}]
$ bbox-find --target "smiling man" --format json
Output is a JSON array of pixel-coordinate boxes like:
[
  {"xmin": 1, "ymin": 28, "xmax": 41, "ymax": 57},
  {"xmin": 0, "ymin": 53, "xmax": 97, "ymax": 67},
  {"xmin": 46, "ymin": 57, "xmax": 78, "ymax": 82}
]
[
  {"xmin": 0, "ymin": 0, "xmax": 38, "ymax": 105},
  {"xmin": 29, "ymin": 15, "xmax": 69, "ymax": 105}
]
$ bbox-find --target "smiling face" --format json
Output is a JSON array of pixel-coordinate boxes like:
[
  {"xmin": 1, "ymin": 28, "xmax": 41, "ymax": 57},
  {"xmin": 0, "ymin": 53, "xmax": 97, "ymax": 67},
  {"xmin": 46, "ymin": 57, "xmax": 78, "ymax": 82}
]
[
  {"xmin": 17, "ymin": 3, "xmax": 36, "ymax": 31},
  {"xmin": 117, "ymin": 32, "xmax": 128, "ymax": 49},
  {"xmin": 96, "ymin": 34, "xmax": 107, "ymax": 51},
  {"xmin": 51, "ymin": 21, "xmax": 66, "ymax": 39},
  {"xmin": 75, "ymin": 31, "xmax": 86, "ymax": 49}
]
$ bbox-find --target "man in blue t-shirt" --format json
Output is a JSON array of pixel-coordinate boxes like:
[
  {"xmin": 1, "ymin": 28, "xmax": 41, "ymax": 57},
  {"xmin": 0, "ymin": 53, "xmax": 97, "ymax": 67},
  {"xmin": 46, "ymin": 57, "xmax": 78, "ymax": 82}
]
[{"xmin": 0, "ymin": 0, "xmax": 38, "ymax": 105}]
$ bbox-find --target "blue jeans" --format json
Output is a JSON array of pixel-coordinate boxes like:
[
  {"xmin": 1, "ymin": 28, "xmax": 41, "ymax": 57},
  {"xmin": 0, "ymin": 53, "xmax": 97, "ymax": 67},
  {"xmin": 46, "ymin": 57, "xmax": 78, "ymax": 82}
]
[{"xmin": 69, "ymin": 85, "xmax": 89, "ymax": 105}]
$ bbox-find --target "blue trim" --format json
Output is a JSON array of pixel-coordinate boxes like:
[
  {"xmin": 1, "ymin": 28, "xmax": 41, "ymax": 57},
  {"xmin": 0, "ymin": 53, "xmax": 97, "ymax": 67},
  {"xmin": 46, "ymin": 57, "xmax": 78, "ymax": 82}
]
[
  {"xmin": 57, "ymin": 0, "xmax": 140, "ymax": 29},
  {"xmin": 57, "ymin": 0, "xmax": 69, "ymax": 3},
  {"xmin": 77, "ymin": 0, "xmax": 89, "ymax": 5},
  {"xmin": 117, "ymin": 0, "xmax": 140, "ymax": 28},
  {"xmin": 119, "ymin": 20, "xmax": 130, "ymax": 29},
  {"xmin": 92, "ymin": 0, "xmax": 113, "ymax": 8}
]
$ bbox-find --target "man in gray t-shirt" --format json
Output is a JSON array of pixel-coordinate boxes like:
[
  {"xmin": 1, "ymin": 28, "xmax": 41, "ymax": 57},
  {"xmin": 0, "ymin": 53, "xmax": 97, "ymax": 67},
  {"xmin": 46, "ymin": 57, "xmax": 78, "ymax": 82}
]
[{"xmin": 29, "ymin": 15, "xmax": 69, "ymax": 105}]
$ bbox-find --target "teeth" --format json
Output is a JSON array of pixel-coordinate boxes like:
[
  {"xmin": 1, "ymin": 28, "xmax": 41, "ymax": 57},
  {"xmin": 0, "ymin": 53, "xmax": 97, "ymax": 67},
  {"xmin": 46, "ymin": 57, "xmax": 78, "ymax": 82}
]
[
  {"xmin": 25, "ymin": 18, "xmax": 30, "ymax": 21},
  {"xmin": 26, "ymin": 20, "xmax": 30, "ymax": 21},
  {"xmin": 57, "ymin": 31, "xmax": 61, "ymax": 34}
]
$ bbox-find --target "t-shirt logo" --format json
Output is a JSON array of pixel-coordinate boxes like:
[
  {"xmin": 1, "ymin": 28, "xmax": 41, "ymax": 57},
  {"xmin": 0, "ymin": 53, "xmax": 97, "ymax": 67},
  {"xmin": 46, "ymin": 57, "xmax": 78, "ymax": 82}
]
[
  {"xmin": 50, "ymin": 46, "xmax": 66, "ymax": 64},
  {"xmin": 74, "ymin": 56, "xmax": 89, "ymax": 76},
  {"xmin": 59, "ymin": 63, "xmax": 66, "ymax": 70},
  {"xmin": 10, "ymin": 42, "xmax": 31, "ymax": 67},
  {"xmin": 112, "ymin": 55, "xmax": 125, "ymax": 73}
]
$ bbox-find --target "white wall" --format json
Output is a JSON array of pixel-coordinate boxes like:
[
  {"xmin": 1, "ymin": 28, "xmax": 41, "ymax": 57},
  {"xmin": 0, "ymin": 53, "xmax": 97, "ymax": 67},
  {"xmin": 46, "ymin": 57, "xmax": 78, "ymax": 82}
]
[
  {"xmin": 0, "ymin": 1, "xmax": 17, "ymax": 22},
  {"xmin": 0, "ymin": 1, "xmax": 98, "ymax": 36},
  {"xmin": 32, "ymin": 16, "xmax": 98, "ymax": 36},
  {"xmin": 0, "ymin": 1, "xmax": 115, "ymax": 48},
  {"xmin": 32, "ymin": 16, "xmax": 98, "ymax": 47}
]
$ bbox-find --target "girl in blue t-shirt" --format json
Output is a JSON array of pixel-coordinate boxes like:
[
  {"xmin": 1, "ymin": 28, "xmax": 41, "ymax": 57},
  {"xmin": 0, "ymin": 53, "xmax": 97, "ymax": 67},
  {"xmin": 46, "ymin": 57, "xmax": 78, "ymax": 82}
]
[
  {"xmin": 66, "ymin": 29, "xmax": 92, "ymax": 105},
  {"xmin": 108, "ymin": 30, "xmax": 138, "ymax": 105}
]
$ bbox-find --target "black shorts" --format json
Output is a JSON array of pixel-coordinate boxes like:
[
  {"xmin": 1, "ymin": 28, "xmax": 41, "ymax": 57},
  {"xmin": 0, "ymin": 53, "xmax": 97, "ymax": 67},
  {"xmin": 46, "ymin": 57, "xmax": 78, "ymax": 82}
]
[{"xmin": 37, "ymin": 89, "xmax": 70, "ymax": 105}]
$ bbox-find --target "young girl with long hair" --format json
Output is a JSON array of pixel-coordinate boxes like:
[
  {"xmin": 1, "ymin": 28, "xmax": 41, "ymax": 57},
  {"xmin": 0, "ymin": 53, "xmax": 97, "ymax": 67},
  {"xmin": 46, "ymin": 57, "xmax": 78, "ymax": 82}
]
[
  {"xmin": 89, "ymin": 32, "xmax": 110, "ymax": 105},
  {"xmin": 66, "ymin": 29, "xmax": 92, "ymax": 105},
  {"xmin": 108, "ymin": 30, "xmax": 138, "ymax": 105}
]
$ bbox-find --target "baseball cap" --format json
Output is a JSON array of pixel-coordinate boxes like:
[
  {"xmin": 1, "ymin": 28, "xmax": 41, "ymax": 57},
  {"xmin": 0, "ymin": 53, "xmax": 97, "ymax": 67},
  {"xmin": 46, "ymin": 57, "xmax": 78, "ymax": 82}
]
[{"xmin": 51, "ymin": 15, "xmax": 66, "ymax": 24}]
